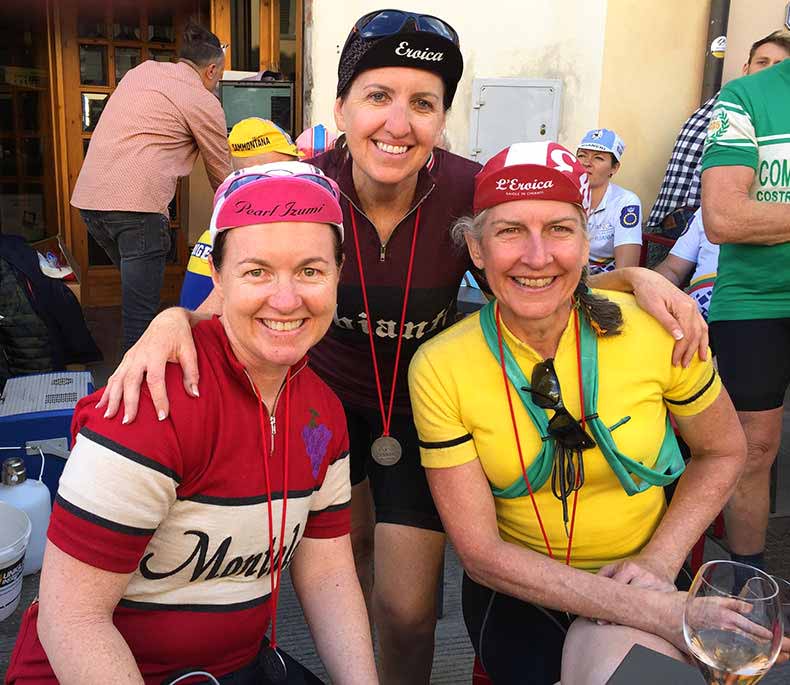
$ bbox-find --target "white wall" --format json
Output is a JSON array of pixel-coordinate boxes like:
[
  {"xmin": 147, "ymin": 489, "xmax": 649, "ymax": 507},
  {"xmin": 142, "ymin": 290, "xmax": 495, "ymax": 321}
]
[
  {"xmin": 306, "ymin": 0, "xmax": 609, "ymax": 155},
  {"xmin": 722, "ymin": 0, "xmax": 788, "ymax": 84}
]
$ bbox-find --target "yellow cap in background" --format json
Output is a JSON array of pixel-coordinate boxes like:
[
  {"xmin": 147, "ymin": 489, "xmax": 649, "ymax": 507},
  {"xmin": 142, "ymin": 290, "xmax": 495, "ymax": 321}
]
[{"xmin": 227, "ymin": 117, "xmax": 303, "ymax": 158}]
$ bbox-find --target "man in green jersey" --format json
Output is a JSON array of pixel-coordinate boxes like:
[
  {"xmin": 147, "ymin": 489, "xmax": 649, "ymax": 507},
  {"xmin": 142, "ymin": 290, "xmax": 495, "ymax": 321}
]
[{"xmin": 701, "ymin": 35, "xmax": 790, "ymax": 573}]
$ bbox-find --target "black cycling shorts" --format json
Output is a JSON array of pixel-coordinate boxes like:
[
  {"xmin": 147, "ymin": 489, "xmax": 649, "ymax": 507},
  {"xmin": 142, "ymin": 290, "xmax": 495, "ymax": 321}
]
[
  {"xmin": 346, "ymin": 406, "xmax": 443, "ymax": 533},
  {"xmin": 462, "ymin": 567, "xmax": 693, "ymax": 684},
  {"xmin": 709, "ymin": 318, "xmax": 790, "ymax": 411}
]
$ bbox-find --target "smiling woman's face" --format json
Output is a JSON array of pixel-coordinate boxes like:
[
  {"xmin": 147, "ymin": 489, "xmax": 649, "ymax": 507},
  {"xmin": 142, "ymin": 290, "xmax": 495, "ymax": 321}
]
[
  {"xmin": 466, "ymin": 199, "xmax": 589, "ymax": 343},
  {"xmin": 334, "ymin": 66, "xmax": 446, "ymax": 190},
  {"xmin": 211, "ymin": 222, "xmax": 340, "ymax": 375}
]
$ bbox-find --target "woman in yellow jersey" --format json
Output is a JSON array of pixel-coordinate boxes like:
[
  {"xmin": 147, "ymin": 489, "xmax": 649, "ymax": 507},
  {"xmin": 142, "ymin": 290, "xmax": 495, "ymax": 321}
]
[{"xmin": 407, "ymin": 142, "xmax": 751, "ymax": 685}]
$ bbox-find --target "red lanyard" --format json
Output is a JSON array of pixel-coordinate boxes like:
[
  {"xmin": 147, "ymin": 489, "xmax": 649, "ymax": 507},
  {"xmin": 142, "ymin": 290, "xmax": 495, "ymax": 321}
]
[
  {"xmin": 253, "ymin": 368, "xmax": 291, "ymax": 650},
  {"xmin": 348, "ymin": 206, "xmax": 422, "ymax": 437},
  {"xmin": 495, "ymin": 304, "xmax": 585, "ymax": 565}
]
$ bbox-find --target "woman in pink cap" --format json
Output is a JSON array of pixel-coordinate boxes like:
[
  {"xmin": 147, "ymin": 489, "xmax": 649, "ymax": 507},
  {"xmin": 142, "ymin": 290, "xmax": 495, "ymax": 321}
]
[
  {"xmin": 94, "ymin": 11, "xmax": 708, "ymax": 683},
  {"xmin": 408, "ymin": 142, "xmax": 761, "ymax": 684},
  {"xmin": 6, "ymin": 163, "xmax": 376, "ymax": 685}
]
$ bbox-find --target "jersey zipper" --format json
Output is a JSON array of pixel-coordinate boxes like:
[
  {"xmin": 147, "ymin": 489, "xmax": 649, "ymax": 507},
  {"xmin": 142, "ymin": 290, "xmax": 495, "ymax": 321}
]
[
  {"xmin": 243, "ymin": 361, "xmax": 308, "ymax": 454},
  {"xmin": 341, "ymin": 183, "xmax": 435, "ymax": 263}
]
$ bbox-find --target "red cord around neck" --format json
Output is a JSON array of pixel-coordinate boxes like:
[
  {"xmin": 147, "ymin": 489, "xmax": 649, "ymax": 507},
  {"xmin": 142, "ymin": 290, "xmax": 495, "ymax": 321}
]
[
  {"xmin": 495, "ymin": 304, "xmax": 586, "ymax": 565},
  {"xmin": 253, "ymin": 368, "xmax": 291, "ymax": 649},
  {"xmin": 349, "ymin": 206, "xmax": 422, "ymax": 436}
]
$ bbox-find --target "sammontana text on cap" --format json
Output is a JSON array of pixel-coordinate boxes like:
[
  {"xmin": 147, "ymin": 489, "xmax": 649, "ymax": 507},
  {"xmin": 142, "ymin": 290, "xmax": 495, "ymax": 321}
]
[
  {"xmin": 578, "ymin": 128, "xmax": 625, "ymax": 162},
  {"xmin": 209, "ymin": 161, "xmax": 344, "ymax": 244},
  {"xmin": 336, "ymin": 10, "xmax": 463, "ymax": 109},
  {"xmin": 473, "ymin": 142, "xmax": 591, "ymax": 215},
  {"xmin": 227, "ymin": 117, "xmax": 303, "ymax": 159}
]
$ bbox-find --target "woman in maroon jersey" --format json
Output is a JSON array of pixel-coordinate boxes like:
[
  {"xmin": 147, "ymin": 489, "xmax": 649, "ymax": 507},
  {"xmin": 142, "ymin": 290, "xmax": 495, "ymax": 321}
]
[{"xmin": 95, "ymin": 10, "xmax": 708, "ymax": 683}]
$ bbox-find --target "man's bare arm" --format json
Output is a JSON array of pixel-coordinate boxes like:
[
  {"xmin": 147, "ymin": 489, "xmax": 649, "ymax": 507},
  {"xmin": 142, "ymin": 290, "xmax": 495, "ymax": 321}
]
[{"xmin": 702, "ymin": 166, "xmax": 790, "ymax": 245}]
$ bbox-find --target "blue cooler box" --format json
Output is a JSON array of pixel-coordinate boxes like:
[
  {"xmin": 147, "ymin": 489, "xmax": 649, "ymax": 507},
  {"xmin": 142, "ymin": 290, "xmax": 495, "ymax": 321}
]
[{"xmin": 0, "ymin": 372, "xmax": 95, "ymax": 503}]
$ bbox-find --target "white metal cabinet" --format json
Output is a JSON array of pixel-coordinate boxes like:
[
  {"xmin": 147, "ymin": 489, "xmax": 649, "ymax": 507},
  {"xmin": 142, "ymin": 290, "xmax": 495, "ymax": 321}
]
[{"xmin": 469, "ymin": 78, "xmax": 562, "ymax": 164}]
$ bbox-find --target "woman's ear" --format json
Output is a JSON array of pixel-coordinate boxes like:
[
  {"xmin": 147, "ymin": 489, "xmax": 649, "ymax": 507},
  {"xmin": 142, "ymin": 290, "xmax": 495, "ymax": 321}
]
[
  {"xmin": 209, "ymin": 256, "xmax": 223, "ymax": 298},
  {"xmin": 333, "ymin": 97, "xmax": 346, "ymax": 132},
  {"xmin": 464, "ymin": 233, "xmax": 485, "ymax": 270}
]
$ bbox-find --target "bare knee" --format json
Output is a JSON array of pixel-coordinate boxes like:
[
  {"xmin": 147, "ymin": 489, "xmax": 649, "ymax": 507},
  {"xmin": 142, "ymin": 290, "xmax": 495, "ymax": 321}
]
[
  {"xmin": 373, "ymin": 586, "xmax": 438, "ymax": 642},
  {"xmin": 743, "ymin": 434, "xmax": 781, "ymax": 475},
  {"xmin": 739, "ymin": 411, "xmax": 783, "ymax": 475},
  {"xmin": 561, "ymin": 618, "xmax": 684, "ymax": 685}
]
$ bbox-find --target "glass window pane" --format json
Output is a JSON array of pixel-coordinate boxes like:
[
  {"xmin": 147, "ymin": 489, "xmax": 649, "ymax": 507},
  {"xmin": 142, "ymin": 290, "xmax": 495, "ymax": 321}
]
[
  {"xmin": 79, "ymin": 44, "xmax": 108, "ymax": 86},
  {"xmin": 149, "ymin": 49, "xmax": 176, "ymax": 63},
  {"xmin": 112, "ymin": 1, "xmax": 140, "ymax": 41},
  {"xmin": 230, "ymin": 0, "xmax": 259, "ymax": 71},
  {"xmin": 81, "ymin": 93, "xmax": 109, "ymax": 132},
  {"xmin": 83, "ymin": 138, "xmax": 90, "ymax": 158},
  {"xmin": 22, "ymin": 138, "xmax": 42, "ymax": 176},
  {"xmin": 279, "ymin": 0, "xmax": 296, "ymax": 82},
  {"xmin": 0, "ymin": 191, "xmax": 45, "ymax": 242},
  {"xmin": 78, "ymin": 6, "xmax": 107, "ymax": 38},
  {"xmin": 0, "ymin": 139, "xmax": 17, "ymax": 176},
  {"xmin": 115, "ymin": 47, "xmax": 141, "ymax": 82},
  {"xmin": 18, "ymin": 91, "xmax": 41, "ymax": 131},
  {"xmin": 148, "ymin": 8, "xmax": 175, "ymax": 43},
  {"xmin": 0, "ymin": 94, "xmax": 12, "ymax": 131}
]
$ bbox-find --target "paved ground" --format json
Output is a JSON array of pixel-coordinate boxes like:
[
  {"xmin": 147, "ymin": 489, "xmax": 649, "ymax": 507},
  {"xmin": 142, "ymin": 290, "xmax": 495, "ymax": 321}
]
[{"xmin": 3, "ymin": 306, "xmax": 790, "ymax": 683}]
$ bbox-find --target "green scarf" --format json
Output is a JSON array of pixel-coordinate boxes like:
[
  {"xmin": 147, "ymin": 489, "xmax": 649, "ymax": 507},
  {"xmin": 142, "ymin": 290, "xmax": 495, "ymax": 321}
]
[{"xmin": 479, "ymin": 300, "xmax": 685, "ymax": 498}]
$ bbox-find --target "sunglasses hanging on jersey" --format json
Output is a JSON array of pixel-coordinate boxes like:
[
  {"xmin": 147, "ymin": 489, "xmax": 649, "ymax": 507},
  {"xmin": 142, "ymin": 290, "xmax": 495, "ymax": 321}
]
[{"xmin": 529, "ymin": 359, "xmax": 596, "ymax": 536}]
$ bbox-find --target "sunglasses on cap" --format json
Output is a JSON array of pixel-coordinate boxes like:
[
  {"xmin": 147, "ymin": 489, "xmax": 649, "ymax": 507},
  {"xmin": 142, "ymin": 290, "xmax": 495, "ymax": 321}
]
[
  {"xmin": 223, "ymin": 171, "xmax": 340, "ymax": 200},
  {"xmin": 528, "ymin": 359, "xmax": 596, "ymax": 535},
  {"xmin": 352, "ymin": 9, "xmax": 459, "ymax": 46}
]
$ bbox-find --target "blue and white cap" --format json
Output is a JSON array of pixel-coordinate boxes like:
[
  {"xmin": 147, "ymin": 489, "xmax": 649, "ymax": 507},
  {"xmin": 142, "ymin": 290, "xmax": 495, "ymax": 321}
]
[{"xmin": 578, "ymin": 128, "xmax": 625, "ymax": 162}]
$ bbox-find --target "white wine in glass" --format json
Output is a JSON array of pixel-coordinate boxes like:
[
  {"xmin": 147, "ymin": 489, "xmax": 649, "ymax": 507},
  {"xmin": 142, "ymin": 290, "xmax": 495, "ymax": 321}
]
[{"xmin": 684, "ymin": 560, "xmax": 782, "ymax": 685}]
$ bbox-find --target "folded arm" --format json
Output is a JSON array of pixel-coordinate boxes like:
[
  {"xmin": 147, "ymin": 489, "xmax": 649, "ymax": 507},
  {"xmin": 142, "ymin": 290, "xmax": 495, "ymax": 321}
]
[
  {"xmin": 702, "ymin": 165, "xmax": 790, "ymax": 245},
  {"xmin": 426, "ymin": 460, "xmax": 687, "ymax": 649}
]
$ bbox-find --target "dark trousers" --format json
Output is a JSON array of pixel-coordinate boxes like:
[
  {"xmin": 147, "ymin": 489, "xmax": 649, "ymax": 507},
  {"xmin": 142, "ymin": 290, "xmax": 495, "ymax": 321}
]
[{"xmin": 80, "ymin": 209, "xmax": 171, "ymax": 352}]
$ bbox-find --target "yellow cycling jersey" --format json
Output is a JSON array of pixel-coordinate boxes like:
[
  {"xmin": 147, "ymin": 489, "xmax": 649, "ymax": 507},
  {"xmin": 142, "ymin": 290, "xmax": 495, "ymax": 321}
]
[{"xmin": 408, "ymin": 290, "xmax": 721, "ymax": 570}]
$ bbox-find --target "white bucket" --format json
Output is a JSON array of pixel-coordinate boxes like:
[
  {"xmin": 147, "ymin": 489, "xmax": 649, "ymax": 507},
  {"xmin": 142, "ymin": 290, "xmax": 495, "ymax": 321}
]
[{"xmin": 0, "ymin": 501, "xmax": 32, "ymax": 621}]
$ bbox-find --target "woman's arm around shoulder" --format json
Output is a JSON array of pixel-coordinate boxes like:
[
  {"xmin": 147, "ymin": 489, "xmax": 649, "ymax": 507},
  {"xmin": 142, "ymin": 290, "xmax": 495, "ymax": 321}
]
[
  {"xmin": 589, "ymin": 267, "xmax": 708, "ymax": 367},
  {"xmin": 97, "ymin": 291, "xmax": 224, "ymax": 423}
]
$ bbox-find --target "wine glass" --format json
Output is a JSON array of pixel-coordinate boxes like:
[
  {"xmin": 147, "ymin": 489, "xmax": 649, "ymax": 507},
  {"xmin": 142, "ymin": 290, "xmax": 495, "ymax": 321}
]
[{"xmin": 684, "ymin": 560, "xmax": 783, "ymax": 685}]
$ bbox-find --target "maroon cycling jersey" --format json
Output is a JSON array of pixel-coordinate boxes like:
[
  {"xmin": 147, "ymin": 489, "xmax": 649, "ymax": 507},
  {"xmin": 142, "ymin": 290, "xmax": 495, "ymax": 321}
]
[{"xmin": 311, "ymin": 146, "xmax": 481, "ymax": 414}]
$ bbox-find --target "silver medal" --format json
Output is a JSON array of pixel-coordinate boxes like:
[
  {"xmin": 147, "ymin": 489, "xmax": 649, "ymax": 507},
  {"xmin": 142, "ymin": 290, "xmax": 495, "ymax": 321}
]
[{"xmin": 371, "ymin": 435, "xmax": 402, "ymax": 466}]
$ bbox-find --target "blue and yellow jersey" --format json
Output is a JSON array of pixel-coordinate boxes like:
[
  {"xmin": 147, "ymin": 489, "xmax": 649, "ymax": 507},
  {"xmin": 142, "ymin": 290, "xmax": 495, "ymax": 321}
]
[{"xmin": 179, "ymin": 229, "xmax": 214, "ymax": 311}]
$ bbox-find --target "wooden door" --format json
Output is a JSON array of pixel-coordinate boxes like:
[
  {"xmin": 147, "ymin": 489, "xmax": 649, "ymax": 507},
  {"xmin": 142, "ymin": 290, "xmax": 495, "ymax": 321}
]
[{"xmin": 60, "ymin": 0, "xmax": 196, "ymax": 306}]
